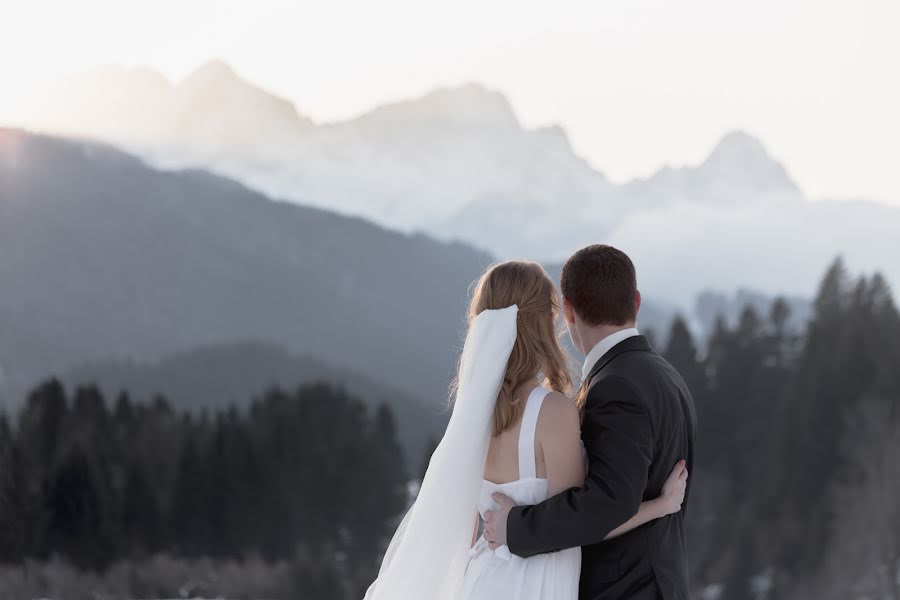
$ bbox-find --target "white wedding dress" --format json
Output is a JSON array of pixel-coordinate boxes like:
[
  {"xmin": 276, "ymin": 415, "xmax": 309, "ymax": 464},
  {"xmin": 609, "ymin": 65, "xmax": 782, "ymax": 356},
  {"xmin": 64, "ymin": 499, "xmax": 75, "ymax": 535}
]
[
  {"xmin": 459, "ymin": 385, "xmax": 581, "ymax": 600},
  {"xmin": 363, "ymin": 305, "xmax": 580, "ymax": 600}
]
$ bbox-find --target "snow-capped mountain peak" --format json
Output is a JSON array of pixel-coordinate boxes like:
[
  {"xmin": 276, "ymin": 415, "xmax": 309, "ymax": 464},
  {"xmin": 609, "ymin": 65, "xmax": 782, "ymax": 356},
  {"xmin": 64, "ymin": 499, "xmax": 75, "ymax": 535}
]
[
  {"xmin": 357, "ymin": 82, "xmax": 520, "ymax": 132},
  {"xmin": 706, "ymin": 130, "xmax": 770, "ymax": 163},
  {"xmin": 624, "ymin": 129, "xmax": 800, "ymax": 208},
  {"xmin": 170, "ymin": 59, "xmax": 313, "ymax": 140},
  {"xmin": 178, "ymin": 58, "xmax": 239, "ymax": 89},
  {"xmin": 699, "ymin": 130, "xmax": 798, "ymax": 194}
]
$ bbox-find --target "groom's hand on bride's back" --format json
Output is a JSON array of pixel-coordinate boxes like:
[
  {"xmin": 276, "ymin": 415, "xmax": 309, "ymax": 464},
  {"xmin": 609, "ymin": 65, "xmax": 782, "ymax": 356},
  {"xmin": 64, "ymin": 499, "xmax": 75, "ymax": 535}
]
[{"xmin": 484, "ymin": 493, "xmax": 518, "ymax": 549}]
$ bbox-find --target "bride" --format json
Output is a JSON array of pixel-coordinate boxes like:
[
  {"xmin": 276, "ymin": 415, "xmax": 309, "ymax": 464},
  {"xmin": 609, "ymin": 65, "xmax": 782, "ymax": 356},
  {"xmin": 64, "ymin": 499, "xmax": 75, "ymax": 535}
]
[{"xmin": 364, "ymin": 260, "xmax": 687, "ymax": 600}]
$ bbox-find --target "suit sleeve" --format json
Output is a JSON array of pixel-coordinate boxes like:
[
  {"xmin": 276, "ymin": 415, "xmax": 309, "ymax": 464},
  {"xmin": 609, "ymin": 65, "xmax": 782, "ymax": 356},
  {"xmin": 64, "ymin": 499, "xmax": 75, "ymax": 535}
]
[{"xmin": 506, "ymin": 375, "xmax": 654, "ymax": 557}]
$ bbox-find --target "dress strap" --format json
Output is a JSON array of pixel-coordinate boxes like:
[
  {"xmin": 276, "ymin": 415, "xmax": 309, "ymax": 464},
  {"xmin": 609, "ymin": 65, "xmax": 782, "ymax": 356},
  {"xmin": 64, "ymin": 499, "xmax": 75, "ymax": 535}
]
[{"xmin": 518, "ymin": 386, "xmax": 549, "ymax": 480}]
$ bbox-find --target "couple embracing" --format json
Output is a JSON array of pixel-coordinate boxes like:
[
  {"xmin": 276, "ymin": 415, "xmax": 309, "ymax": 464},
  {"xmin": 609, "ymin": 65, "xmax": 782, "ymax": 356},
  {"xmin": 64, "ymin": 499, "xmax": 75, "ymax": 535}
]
[{"xmin": 365, "ymin": 244, "xmax": 697, "ymax": 600}]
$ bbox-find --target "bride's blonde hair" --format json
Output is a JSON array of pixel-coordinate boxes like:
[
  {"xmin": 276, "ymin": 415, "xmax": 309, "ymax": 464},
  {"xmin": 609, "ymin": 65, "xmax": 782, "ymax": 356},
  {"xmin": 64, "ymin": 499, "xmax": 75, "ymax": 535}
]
[{"xmin": 451, "ymin": 260, "xmax": 573, "ymax": 437}]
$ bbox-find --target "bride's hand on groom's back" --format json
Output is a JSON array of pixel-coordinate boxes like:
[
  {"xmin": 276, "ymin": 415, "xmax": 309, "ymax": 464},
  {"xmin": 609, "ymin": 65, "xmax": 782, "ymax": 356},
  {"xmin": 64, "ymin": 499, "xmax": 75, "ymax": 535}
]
[{"xmin": 658, "ymin": 460, "xmax": 689, "ymax": 516}]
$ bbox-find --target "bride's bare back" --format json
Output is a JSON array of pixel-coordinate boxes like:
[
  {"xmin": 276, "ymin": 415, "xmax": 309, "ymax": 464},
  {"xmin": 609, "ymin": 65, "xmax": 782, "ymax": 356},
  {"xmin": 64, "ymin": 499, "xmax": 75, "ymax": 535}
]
[{"xmin": 483, "ymin": 384, "xmax": 585, "ymax": 495}]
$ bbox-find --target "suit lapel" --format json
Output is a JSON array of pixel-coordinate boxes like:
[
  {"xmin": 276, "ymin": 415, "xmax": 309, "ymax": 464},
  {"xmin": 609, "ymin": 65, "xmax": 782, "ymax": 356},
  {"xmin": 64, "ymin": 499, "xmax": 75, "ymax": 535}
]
[{"xmin": 585, "ymin": 335, "xmax": 652, "ymax": 384}]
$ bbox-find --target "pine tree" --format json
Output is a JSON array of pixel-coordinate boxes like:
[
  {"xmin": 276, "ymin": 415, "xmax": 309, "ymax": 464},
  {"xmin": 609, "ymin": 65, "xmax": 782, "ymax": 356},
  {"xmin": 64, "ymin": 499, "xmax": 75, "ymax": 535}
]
[
  {"xmin": 120, "ymin": 461, "xmax": 165, "ymax": 557},
  {"xmin": 664, "ymin": 315, "xmax": 707, "ymax": 397},
  {"xmin": 663, "ymin": 316, "xmax": 709, "ymax": 459},
  {"xmin": 346, "ymin": 402, "xmax": 407, "ymax": 586},
  {"xmin": 0, "ymin": 415, "xmax": 26, "ymax": 562},
  {"xmin": 168, "ymin": 425, "xmax": 212, "ymax": 557},
  {"xmin": 43, "ymin": 445, "xmax": 114, "ymax": 569},
  {"xmin": 17, "ymin": 379, "xmax": 68, "ymax": 475},
  {"xmin": 817, "ymin": 394, "xmax": 900, "ymax": 600}
]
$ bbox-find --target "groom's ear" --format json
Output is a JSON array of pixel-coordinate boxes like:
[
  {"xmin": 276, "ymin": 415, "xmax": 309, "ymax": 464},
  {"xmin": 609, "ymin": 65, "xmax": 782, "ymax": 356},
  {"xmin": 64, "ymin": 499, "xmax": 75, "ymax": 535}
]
[
  {"xmin": 634, "ymin": 290, "xmax": 642, "ymax": 317},
  {"xmin": 562, "ymin": 297, "xmax": 576, "ymax": 325}
]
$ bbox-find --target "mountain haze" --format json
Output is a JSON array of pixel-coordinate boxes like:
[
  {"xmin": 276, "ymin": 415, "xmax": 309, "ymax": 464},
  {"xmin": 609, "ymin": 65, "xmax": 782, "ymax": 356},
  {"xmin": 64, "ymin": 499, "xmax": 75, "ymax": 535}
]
[
  {"xmin": 0, "ymin": 128, "xmax": 491, "ymax": 417},
  {"xmin": 11, "ymin": 60, "xmax": 899, "ymax": 303},
  {"xmin": 63, "ymin": 340, "xmax": 443, "ymax": 457}
]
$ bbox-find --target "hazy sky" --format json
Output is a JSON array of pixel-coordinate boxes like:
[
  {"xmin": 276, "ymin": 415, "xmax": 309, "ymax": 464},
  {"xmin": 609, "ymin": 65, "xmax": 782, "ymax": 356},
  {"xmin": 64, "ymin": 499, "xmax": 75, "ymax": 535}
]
[{"xmin": 2, "ymin": 0, "xmax": 898, "ymax": 204}]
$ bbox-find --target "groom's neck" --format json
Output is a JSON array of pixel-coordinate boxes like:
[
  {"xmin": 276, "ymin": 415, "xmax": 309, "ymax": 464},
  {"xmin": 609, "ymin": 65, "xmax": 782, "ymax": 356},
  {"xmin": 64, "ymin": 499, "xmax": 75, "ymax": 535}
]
[{"xmin": 579, "ymin": 322, "xmax": 637, "ymax": 355}]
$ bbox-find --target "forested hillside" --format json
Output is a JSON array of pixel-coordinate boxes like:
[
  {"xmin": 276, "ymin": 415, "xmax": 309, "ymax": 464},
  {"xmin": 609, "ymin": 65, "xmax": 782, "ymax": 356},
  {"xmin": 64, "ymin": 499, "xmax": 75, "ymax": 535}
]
[
  {"xmin": 0, "ymin": 382, "xmax": 407, "ymax": 598},
  {"xmin": 676, "ymin": 258, "xmax": 900, "ymax": 599},
  {"xmin": 1, "ymin": 259, "xmax": 897, "ymax": 600}
]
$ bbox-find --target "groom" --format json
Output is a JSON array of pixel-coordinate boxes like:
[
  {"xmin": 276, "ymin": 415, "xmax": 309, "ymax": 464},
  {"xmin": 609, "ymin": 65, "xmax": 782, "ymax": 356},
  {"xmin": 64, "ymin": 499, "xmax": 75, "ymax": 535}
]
[{"xmin": 484, "ymin": 244, "xmax": 696, "ymax": 599}]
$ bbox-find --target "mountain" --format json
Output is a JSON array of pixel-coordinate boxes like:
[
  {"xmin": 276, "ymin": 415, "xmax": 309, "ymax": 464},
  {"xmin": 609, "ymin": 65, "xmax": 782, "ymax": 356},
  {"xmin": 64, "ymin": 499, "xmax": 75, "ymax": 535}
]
[
  {"xmin": 9, "ymin": 60, "xmax": 900, "ymax": 303},
  {"xmin": 159, "ymin": 59, "xmax": 314, "ymax": 166},
  {"xmin": 0, "ymin": 128, "xmax": 492, "ymax": 419},
  {"xmin": 11, "ymin": 62, "xmax": 623, "ymax": 254},
  {"xmin": 63, "ymin": 341, "xmax": 444, "ymax": 458},
  {"xmin": 623, "ymin": 130, "xmax": 801, "ymax": 207},
  {"xmin": 241, "ymin": 81, "xmax": 624, "ymax": 250},
  {"xmin": 15, "ymin": 61, "xmax": 313, "ymax": 169}
]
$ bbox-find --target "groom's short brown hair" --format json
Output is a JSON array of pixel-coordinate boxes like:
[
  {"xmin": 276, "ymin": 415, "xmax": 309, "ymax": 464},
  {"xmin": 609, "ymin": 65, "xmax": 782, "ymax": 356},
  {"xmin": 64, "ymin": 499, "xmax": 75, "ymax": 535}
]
[{"xmin": 561, "ymin": 244, "xmax": 637, "ymax": 326}]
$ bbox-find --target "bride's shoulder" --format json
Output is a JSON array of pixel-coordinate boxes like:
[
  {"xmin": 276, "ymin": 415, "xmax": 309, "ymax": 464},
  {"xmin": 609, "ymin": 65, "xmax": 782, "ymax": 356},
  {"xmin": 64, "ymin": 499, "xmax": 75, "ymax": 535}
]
[{"xmin": 537, "ymin": 390, "xmax": 580, "ymax": 434}]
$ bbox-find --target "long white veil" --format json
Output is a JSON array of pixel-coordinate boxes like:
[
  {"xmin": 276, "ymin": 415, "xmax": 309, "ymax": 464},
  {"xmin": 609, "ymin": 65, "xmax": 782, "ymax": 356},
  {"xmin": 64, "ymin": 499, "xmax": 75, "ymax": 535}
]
[{"xmin": 364, "ymin": 305, "xmax": 519, "ymax": 600}]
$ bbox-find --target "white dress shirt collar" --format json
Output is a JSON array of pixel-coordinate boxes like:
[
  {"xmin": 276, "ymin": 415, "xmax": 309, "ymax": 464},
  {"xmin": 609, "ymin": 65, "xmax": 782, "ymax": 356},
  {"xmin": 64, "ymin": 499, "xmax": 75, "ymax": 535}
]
[{"xmin": 581, "ymin": 327, "xmax": 640, "ymax": 381}]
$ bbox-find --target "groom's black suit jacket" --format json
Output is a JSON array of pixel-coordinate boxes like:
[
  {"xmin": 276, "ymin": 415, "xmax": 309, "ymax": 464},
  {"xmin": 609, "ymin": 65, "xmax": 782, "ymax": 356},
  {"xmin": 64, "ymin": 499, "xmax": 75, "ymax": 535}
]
[{"xmin": 507, "ymin": 335, "xmax": 696, "ymax": 600}]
